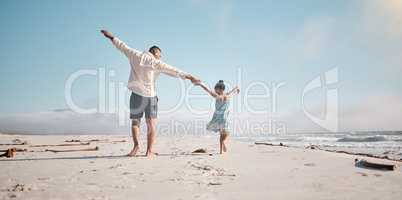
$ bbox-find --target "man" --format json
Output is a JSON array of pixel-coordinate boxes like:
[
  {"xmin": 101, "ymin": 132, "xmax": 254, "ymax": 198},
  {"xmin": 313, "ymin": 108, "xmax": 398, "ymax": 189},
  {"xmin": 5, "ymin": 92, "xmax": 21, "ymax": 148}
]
[{"xmin": 101, "ymin": 30, "xmax": 199, "ymax": 157}]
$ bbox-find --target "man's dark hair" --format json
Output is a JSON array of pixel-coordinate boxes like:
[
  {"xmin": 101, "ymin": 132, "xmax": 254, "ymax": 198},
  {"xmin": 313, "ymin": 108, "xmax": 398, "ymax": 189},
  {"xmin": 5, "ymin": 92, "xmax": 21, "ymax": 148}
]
[{"xmin": 149, "ymin": 45, "xmax": 161, "ymax": 55}]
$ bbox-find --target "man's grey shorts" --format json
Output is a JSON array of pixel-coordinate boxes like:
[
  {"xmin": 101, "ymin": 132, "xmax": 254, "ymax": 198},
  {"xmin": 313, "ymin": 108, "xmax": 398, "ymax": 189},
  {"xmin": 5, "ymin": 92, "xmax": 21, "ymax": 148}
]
[{"xmin": 129, "ymin": 92, "xmax": 158, "ymax": 119}]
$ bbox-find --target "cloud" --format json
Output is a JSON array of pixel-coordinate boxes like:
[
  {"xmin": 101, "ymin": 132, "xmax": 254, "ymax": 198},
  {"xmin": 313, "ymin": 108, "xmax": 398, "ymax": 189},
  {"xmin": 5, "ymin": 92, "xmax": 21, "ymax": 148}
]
[
  {"xmin": 277, "ymin": 16, "xmax": 335, "ymax": 66},
  {"xmin": 1, "ymin": 94, "xmax": 402, "ymax": 135},
  {"xmin": 358, "ymin": 0, "xmax": 402, "ymax": 74},
  {"xmin": 216, "ymin": 0, "xmax": 233, "ymax": 38},
  {"xmin": 297, "ymin": 17, "xmax": 334, "ymax": 60},
  {"xmin": 340, "ymin": 94, "xmax": 402, "ymax": 131},
  {"xmin": 362, "ymin": 0, "xmax": 402, "ymax": 39},
  {"xmin": 188, "ymin": 0, "xmax": 233, "ymax": 38},
  {"xmin": 278, "ymin": 94, "xmax": 402, "ymax": 132}
]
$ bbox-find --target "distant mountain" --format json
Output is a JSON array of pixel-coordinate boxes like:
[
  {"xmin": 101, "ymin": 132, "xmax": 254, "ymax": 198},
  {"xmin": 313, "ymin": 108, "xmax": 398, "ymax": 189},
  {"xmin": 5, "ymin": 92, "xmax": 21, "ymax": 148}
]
[
  {"xmin": 0, "ymin": 110, "xmax": 130, "ymax": 135},
  {"xmin": 0, "ymin": 109, "xmax": 210, "ymax": 135}
]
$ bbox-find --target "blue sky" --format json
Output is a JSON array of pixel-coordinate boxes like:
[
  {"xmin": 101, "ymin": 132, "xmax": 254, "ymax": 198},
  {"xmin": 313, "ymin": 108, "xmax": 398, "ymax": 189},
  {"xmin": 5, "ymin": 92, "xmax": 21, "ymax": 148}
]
[{"xmin": 0, "ymin": 0, "xmax": 401, "ymax": 132}]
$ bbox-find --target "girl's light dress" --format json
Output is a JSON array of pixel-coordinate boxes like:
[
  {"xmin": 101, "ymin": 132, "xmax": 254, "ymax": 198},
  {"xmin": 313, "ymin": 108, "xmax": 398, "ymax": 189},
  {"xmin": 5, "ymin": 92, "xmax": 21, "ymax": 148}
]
[{"xmin": 206, "ymin": 99, "xmax": 229, "ymax": 132}]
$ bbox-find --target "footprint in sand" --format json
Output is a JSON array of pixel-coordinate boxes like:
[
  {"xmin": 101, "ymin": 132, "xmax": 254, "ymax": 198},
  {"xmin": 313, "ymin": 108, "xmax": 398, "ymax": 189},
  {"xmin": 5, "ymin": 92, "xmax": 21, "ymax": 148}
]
[
  {"xmin": 304, "ymin": 163, "xmax": 316, "ymax": 167},
  {"xmin": 113, "ymin": 185, "xmax": 127, "ymax": 189},
  {"xmin": 7, "ymin": 184, "xmax": 31, "ymax": 192},
  {"xmin": 108, "ymin": 164, "xmax": 122, "ymax": 169},
  {"xmin": 193, "ymin": 193, "xmax": 218, "ymax": 200},
  {"xmin": 208, "ymin": 182, "xmax": 222, "ymax": 186},
  {"xmin": 67, "ymin": 176, "xmax": 79, "ymax": 183},
  {"xmin": 168, "ymin": 177, "xmax": 184, "ymax": 182},
  {"xmin": 261, "ymin": 150, "xmax": 276, "ymax": 153},
  {"xmin": 37, "ymin": 177, "xmax": 51, "ymax": 181},
  {"xmin": 113, "ymin": 184, "xmax": 136, "ymax": 189},
  {"xmin": 191, "ymin": 164, "xmax": 213, "ymax": 171},
  {"xmin": 356, "ymin": 172, "xmax": 368, "ymax": 176}
]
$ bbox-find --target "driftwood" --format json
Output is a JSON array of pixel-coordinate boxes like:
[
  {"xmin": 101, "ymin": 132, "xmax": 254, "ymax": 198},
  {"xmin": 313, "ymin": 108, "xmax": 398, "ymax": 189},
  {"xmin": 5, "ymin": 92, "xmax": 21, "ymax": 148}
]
[
  {"xmin": 254, "ymin": 142, "xmax": 288, "ymax": 147},
  {"xmin": 30, "ymin": 142, "xmax": 90, "ymax": 147},
  {"xmin": 305, "ymin": 145, "xmax": 402, "ymax": 162},
  {"xmin": 45, "ymin": 146, "xmax": 99, "ymax": 153},
  {"xmin": 255, "ymin": 143, "xmax": 401, "ymax": 162},
  {"xmin": 0, "ymin": 142, "xmax": 28, "ymax": 146},
  {"xmin": 110, "ymin": 140, "xmax": 127, "ymax": 144},
  {"xmin": 305, "ymin": 145, "xmax": 319, "ymax": 150},
  {"xmin": 0, "ymin": 139, "xmax": 29, "ymax": 146},
  {"xmin": 355, "ymin": 159, "xmax": 396, "ymax": 171},
  {"xmin": 65, "ymin": 139, "xmax": 104, "ymax": 143},
  {"xmin": 65, "ymin": 139, "xmax": 126, "ymax": 144},
  {"xmin": 192, "ymin": 148, "xmax": 207, "ymax": 153},
  {"xmin": 208, "ymin": 182, "xmax": 223, "ymax": 186},
  {"xmin": 0, "ymin": 148, "xmax": 16, "ymax": 158},
  {"xmin": 0, "ymin": 148, "xmax": 27, "ymax": 152}
]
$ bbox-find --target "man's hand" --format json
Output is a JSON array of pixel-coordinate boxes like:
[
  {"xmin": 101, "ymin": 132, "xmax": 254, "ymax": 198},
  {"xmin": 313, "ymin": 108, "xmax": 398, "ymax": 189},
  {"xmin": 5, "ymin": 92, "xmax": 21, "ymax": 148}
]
[
  {"xmin": 191, "ymin": 78, "xmax": 201, "ymax": 85},
  {"xmin": 185, "ymin": 74, "xmax": 200, "ymax": 85},
  {"xmin": 193, "ymin": 81, "xmax": 202, "ymax": 86},
  {"xmin": 101, "ymin": 30, "xmax": 114, "ymax": 41},
  {"xmin": 190, "ymin": 76, "xmax": 201, "ymax": 85}
]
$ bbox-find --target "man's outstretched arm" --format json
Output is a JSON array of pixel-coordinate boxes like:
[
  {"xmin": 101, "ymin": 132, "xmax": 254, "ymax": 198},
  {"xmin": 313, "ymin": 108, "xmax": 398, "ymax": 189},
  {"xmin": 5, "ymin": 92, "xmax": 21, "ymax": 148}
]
[
  {"xmin": 101, "ymin": 29, "xmax": 140, "ymax": 58},
  {"xmin": 184, "ymin": 74, "xmax": 201, "ymax": 84},
  {"xmin": 154, "ymin": 60, "xmax": 200, "ymax": 84}
]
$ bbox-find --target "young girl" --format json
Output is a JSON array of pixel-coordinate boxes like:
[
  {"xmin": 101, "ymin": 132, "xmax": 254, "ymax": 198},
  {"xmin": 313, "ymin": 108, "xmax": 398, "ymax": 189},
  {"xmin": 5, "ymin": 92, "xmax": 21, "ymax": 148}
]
[{"xmin": 196, "ymin": 80, "xmax": 240, "ymax": 154}]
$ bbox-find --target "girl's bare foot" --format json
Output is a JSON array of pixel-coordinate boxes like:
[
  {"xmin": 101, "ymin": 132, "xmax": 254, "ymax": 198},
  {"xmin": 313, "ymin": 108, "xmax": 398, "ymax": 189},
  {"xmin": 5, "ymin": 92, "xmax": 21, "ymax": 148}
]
[
  {"xmin": 222, "ymin": 143, "xmax": 227, "ymax": 152},
  {"xmin": 127, "ymin": 146, "xmax": 139, "ymax": 157}
]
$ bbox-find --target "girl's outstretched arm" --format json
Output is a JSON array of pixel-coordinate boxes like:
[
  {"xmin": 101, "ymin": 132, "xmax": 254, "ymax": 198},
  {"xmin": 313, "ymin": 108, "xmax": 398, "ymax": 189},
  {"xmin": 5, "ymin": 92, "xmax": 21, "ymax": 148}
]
[
  {"xmin": 226, "ymin": 86, "xmax": 240, "ymax": 97},
  {"xmin": 196, "ymin": 82, "xmax": 218, "ymax": 97}
]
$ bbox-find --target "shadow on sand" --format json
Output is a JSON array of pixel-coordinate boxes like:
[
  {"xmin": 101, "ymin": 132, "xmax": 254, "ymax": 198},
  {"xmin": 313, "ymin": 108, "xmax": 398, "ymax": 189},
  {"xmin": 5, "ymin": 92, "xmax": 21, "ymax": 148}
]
[{"xmin": 0, "ymin": 153, "xmax": 216, "ymax": 162}]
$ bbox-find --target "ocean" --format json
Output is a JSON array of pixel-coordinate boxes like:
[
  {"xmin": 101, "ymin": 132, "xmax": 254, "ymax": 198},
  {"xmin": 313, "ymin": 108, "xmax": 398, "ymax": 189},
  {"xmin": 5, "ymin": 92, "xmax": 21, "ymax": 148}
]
[
  {"xmin": 1, "ymin": 111, "xmax": 401, "ymax": 160},
  {"xmin": 241, "ymin": 131, "xmax": 402, "ymax": 160}
]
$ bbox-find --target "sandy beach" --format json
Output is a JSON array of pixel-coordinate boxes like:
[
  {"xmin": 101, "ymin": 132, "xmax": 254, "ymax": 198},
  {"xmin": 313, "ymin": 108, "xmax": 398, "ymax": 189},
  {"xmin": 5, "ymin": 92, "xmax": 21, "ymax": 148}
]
[{"xmin": 0, "ymin": 134, "xmax": 401, "ymax": 200}]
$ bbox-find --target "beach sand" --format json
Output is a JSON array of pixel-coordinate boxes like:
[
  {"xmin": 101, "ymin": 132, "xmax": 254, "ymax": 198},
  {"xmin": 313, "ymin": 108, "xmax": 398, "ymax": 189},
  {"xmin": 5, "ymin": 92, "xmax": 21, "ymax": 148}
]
[{"xmin": 1, "ymin": 134, "xmax": 401, "ymax": 200}]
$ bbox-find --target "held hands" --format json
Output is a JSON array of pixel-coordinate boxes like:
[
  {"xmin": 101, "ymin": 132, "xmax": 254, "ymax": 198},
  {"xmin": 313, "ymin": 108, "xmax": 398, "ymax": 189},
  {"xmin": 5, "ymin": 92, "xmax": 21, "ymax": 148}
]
[
  {"xmin": 101, "ymin": 30, "xmax": 114, "ymax": 40},
  {"xmin": 186, "ymin": 75, "xmax": 201, "ymax": 85},
  {"xmin": 193, "ymin": 79, "xmax": 202, "ymax": 85}
]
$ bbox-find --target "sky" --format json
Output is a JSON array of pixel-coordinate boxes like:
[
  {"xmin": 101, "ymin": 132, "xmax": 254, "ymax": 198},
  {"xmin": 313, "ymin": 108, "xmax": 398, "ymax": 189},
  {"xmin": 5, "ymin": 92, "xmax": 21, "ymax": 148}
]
[{"xmin": 0, "ymin": 0, "xmax": 401, "ymax": 133}]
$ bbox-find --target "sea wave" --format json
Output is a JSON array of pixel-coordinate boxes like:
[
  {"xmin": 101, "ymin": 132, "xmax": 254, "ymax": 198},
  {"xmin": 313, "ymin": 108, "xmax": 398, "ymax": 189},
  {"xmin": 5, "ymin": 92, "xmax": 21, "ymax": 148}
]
[{"xmin": 337, "ymin": 136, "xmax": 388, "ymax": 142}]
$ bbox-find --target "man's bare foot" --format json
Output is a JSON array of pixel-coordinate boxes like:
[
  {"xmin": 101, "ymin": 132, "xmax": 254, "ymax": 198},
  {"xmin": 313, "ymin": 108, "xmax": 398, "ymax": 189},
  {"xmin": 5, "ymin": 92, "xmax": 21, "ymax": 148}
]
[
  {"xmin": 145, "ymin": 151, "xmax": 159, "ymax": 158},
  {"xmin": 127, "ymin": 146, "xmax": 139, "ymax": 157}
]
